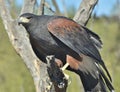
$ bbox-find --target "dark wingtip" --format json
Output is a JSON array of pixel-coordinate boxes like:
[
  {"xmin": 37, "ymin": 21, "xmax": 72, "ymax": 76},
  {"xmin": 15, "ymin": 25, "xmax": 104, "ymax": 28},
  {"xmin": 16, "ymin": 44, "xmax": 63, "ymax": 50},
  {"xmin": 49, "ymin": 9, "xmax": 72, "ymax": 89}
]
[
  {"xmin": 100, "ymin": 61, "xmax": 112, "ymax": 82},
  {"xmin": 100, "ymin": 67, "xmax": 114, "ymax": 91},
  {"xmin": 95, "ymin": 62, "xmax": 114, "ymax": 91}
]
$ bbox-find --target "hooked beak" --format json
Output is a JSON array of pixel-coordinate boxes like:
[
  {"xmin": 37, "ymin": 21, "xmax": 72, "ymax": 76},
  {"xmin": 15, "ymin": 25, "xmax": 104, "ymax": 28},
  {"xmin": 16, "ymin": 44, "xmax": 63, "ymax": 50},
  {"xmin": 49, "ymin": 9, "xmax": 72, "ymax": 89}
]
[{"xmin": 18, "ymin": 17, "xmax": 30, "ymax": 25}]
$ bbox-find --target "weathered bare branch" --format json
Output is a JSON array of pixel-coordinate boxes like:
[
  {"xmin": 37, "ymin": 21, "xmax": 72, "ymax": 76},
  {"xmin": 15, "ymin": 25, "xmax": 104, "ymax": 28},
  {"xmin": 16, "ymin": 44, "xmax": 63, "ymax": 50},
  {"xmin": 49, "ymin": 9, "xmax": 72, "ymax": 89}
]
[
  {"xmin": 73, "ymin": 0, "xmax": 98, "ymax": 26},
  {"xmin": 38, "ymin": 0, "xmax": 55, "ymax": 15},
  {"xmin": 38, "ymin": 0, "xmax": 45, "ymax": 15},
  {"xmin": 52, "ymin": 0, "xmax": 61, "ymax": 15},
  {"xmin": 21, "ymin": 0, "xmax": 36, "ymax": 14},
  {"xmin": 0, "ymin": 0, "xmax": 41, "ymax": 92},
  {"xmin": 44, "ymin": 2, "xmax": 55, "ymax": 14},
  {"xmin": 0, "ymin": 0, "xmax": 50, "ymax": 92}
]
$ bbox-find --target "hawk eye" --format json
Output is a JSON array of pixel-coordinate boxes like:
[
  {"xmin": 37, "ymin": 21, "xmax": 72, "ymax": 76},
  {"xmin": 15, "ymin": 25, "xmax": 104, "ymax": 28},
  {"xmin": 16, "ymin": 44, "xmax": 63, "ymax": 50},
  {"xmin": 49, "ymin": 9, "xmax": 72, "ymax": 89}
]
[{"xmin": 27, "ymin": 16, "xmax": 32, "ymax": 19}]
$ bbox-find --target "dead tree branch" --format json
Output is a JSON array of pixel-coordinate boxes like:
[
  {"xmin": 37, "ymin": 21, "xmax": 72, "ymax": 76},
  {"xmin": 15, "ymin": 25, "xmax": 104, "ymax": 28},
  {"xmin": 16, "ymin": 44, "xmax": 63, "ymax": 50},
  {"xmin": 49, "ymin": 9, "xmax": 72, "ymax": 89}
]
[
  {"xmin": 38, "ymin": 1, "xmax": 55, "ymax": 15},
  {"xmin": 0, "ymin": 0, "xmax": 41, "ymax": 92},
  {"xmin": 38, "ymin": 0, "xmax": 45, "ymax": 15},
  {"xmin": 21, "ymin": 0, "xmax": 36, "ymax": 14},
  {"xmin": 52, "ymin": 0, "xmax": 61, "ymax": 15},
  {"xmin": 0, "ymin": 0, "xmax": 50, "ymax": 92},
  {"xmin": 73, "ymin": 0, "xmax": 98, "ymax": 26},
  {"xmin": 44, "ymin": 2, "xmax": 55, "ymax": 14}
]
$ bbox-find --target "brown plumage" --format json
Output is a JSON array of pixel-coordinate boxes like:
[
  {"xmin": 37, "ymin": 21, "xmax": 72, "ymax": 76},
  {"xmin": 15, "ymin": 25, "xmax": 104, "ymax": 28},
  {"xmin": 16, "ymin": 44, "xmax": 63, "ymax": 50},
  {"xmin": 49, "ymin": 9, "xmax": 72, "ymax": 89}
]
[{"xmin": 18, "ymin": 13, "xmax": 114, "ymax": 92}]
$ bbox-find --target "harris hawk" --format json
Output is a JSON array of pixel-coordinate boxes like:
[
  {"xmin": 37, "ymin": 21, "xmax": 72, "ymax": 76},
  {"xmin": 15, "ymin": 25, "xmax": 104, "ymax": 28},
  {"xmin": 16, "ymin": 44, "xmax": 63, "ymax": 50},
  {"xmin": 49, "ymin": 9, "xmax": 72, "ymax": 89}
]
[{"xmin": 18, "ymin": 13, "xmax": 114, "ymax": 92}]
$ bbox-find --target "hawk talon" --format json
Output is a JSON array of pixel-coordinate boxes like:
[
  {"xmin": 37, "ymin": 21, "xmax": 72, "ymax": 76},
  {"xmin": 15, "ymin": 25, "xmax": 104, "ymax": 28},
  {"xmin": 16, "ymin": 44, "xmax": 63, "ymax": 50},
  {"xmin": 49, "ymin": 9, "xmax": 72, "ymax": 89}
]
[
  {"xmin": 46, "ymin": 81, "xmax": 53, "ymax": 91},
  {"xmin": 64, "ymin": 73, "xmax": 69, "ymax": 80},
  {"xmin": 58, "ymin": 82, "xmax": 65, "ymax": 88},
  {"xmin": 63, "ymin": 73, "xmax": 71, "ymax": 85},
  {"xmin": 61, "ymin": 62, "xmax": 71, "ymax": 85}
]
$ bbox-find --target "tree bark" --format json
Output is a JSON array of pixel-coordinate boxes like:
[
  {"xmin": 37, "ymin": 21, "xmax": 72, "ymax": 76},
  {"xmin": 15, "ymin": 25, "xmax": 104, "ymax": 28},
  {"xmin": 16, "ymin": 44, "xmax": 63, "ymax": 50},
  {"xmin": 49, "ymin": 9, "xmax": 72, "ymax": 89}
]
[
  {"xmin": 52, "ymin": 0, "xmax": 61, "ymax": 15},
  {"xmin": 0, "ymin": 0, "xmax": 98, "ymax": 92},
  {"xmin": 73, "ymin": 0, "xmax": 98, "ymax": 26},
  {"xmin": 0, "ymin": 0, "xmax": 42, "ymax": 92},
  {"xmin": 38, "ymin": 0, "xmax": 45, "ymax": 15},
  {"xmin": 20, "ymin": 0, "xmax": 36, "ymax": 14}
]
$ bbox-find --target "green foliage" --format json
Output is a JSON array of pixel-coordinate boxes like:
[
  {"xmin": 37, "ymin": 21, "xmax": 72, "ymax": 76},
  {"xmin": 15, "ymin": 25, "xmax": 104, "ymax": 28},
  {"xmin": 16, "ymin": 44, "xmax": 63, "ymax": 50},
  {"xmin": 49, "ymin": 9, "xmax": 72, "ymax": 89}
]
[{"xmin": 0, "ymin": 17, "xmax": 119, "ymax": 92}]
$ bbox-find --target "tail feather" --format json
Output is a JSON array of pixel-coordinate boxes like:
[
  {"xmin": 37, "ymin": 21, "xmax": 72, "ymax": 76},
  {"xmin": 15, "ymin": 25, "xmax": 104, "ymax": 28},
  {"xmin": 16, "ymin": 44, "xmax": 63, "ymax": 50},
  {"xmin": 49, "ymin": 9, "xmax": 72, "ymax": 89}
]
[
  {"xmin": 76, "ymin": 56, "xmax": 114, "ymax": 92},
  {"xmin": 99, "ymin": 60, "xmax": 112, "ymax": 82},
  {"xmin": 78, "ymin": 70, "xmax": 107, "ymax": 92},
  {"xmin": 96, "ymin": 63, "xmax": 114, "ymax": 91}
]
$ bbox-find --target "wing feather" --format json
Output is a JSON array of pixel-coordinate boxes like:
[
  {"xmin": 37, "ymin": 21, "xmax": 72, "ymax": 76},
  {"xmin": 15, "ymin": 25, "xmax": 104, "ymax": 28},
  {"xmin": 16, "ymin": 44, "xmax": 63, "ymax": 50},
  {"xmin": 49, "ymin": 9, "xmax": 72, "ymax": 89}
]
[
  {"xmin": 47, "ymin": 17, "xmax": 111, "ymax": 81},
  {"xmin": 47, "ymin": 18, "xmax": 101, "ymax": 61}
]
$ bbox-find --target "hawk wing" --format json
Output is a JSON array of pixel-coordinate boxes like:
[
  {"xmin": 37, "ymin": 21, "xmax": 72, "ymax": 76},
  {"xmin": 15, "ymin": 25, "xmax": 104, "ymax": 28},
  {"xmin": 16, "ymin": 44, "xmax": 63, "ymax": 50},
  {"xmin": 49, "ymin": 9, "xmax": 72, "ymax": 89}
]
[
  {"xmin": 47, "ymin": 17, "xmax": 101, "ymax": 62},
  {"xmin": 47, "ymin": 17, "xmax": 111, "ymax": 81}
]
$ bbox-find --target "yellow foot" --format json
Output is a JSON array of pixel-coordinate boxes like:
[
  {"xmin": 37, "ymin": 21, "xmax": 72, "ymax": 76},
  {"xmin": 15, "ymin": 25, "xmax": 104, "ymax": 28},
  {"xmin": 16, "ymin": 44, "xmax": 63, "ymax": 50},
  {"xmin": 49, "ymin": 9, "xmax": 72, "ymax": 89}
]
[
  {"xmin": 61, "ymin": 62, "xmax": 71, "ymax": 85},
  {"xmin": 61, "ymin": 62, "xmax": 69, "ymax": 71},
  {"xmin": 61, "ymin": 62, "xmax": 69, "ymax": 79}
]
